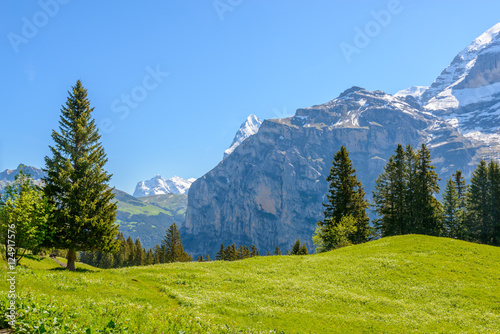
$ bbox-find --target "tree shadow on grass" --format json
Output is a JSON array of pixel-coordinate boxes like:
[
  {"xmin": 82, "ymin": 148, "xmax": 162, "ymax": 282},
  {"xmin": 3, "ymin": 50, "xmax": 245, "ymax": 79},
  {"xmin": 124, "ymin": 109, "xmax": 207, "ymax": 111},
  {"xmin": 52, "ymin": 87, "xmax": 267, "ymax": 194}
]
[{"xmin": 49, "ymin": 267, "xmax": 97, "ymax": 273}]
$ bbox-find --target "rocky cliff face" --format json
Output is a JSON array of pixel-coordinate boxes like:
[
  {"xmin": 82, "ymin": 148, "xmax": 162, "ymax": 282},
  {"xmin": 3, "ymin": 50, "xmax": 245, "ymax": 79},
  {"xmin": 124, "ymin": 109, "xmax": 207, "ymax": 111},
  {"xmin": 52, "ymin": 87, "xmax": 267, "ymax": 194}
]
[
  {"xmin": 183, "ymin": 23, "xmax": 500, "ymax": 258},
  {"xmin": 183, "ymin": 87, "xmax": 478, "ymax": 256}
]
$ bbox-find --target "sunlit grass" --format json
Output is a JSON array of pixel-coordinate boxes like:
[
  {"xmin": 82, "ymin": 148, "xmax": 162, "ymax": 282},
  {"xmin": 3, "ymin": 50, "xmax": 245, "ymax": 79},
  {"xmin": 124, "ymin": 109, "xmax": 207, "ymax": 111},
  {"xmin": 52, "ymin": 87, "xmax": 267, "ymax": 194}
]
[{"xmin": 1, "ymin": 235, "xmax": 499, "ymax": 333}]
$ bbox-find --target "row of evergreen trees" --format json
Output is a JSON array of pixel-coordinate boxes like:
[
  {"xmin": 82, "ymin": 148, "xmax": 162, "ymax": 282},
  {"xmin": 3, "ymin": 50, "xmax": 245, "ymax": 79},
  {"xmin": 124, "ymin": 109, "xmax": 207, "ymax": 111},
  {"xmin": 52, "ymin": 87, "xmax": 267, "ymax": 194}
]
[
  {"xmin": 79, "ymin": 223, "xmax": 191, "ymax": 268},
  {"xmin": 373, "ymin": 144, "xmax": 500, "ymax": 245},
  {"xmin": 313, "ymin": 143, "xmax": 500, "ymax": 252}
]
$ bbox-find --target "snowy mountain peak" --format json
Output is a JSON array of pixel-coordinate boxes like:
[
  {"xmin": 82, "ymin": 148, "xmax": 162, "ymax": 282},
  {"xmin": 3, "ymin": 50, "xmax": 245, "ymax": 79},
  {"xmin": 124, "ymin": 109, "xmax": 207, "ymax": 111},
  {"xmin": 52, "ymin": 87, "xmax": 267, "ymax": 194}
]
[
  {"xmin": 394, "ymin": 86, "xmax": 429, "ymax": 101},
  {"xmin": 133, "ymin": 175, "xmax": 195, "ymax": 197},
  {"xmin": 422, "ymin": 22, "xmax": 500, "ymax": 111},
  {"xmin": 223, "ymin": 114, "xmax": 263, "ymax": 159}
]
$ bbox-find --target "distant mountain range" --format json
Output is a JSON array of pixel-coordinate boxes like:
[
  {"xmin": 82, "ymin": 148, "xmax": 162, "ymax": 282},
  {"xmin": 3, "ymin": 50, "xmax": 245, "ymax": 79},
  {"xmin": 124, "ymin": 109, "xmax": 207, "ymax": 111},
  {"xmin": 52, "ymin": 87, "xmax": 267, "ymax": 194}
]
[
  {"xmin": 0, "ymin": 164, "xmax": 46, "ymax": 192},
  {"xmin": 133, "ymin": 175, "xmax": 196, "ymax": 197},
  {"xmin": 183, "ymin": 22, "xmax": 500, "ymax": 257}
]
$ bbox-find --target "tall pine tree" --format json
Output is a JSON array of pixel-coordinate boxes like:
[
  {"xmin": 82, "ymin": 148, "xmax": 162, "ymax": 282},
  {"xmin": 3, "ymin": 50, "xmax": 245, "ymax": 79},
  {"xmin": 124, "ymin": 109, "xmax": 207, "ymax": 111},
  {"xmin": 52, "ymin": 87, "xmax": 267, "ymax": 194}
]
[
  {"xmin": 162, "ymin": 223, "xmax": 191, "ymax": 263},
  {"xmin": 466, "ymin": 159, "xmax": 489, "ymax": 243},
  {"xmin": 414, "ymin": 144, "xmax": 442, "ymax": 235},
  {"xmin": 43, "ymin": 80, "xmax": 118, "ymax": 271},
  {"xmin": 316, "ymin": 146, "xmax": 369, "ymax": 251}
]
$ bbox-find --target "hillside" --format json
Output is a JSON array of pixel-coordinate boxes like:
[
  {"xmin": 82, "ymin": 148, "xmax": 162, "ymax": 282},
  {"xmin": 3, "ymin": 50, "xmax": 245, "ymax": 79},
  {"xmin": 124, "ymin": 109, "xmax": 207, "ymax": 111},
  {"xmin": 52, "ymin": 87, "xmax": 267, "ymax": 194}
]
[
  {"xmin": 1, "ymin": 235, "xmax": 499, "ymax": 333},
  {"xmin": 114, "ymin": 189, "xmax": 187, "ymax": 249}
]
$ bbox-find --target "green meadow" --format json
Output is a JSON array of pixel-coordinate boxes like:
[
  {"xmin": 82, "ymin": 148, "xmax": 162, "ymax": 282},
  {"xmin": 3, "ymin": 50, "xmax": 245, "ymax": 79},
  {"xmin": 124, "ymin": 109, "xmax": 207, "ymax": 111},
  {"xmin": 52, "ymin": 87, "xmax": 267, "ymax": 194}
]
[{"xmin": 1, "ymin": 235, "xmax": 499, "ymax": 333}]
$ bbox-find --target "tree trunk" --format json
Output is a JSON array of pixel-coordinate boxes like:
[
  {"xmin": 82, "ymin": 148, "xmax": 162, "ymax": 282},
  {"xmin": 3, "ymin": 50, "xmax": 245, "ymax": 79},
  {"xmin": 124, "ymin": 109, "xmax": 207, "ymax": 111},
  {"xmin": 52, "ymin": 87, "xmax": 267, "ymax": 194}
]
[{"xmin": 67, "ymin": 249, "xmax": 76, "ymax": 271}]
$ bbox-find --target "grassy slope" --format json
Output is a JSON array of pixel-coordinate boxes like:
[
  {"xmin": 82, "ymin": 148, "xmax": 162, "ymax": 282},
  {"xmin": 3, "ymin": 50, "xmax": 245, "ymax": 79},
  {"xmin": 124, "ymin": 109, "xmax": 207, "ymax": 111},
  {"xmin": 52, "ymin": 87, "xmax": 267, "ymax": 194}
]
[
  {"xmin": 2, "ymin": 235, "xmax": 499, "ymax": 333},
  {"xmin": 114, "ymin": 190, "xmax": 187, "ymax": 249}
]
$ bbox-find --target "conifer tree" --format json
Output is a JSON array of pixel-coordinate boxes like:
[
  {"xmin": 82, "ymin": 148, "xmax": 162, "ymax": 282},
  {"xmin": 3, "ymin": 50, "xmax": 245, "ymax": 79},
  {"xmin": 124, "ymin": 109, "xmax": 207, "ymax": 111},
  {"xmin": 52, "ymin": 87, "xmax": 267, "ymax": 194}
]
[
  {"xmin": 43, "ymin": 80, "xmax": 118, "ymax": 271},
  {"xmin": 163, "ymin": 223, "xmax": 191, "ymax": 263},
  {"xmin": 466, "ymin": 159, "xmax": 489, "ymax": 242},
  {"xmin": 404, "ymin": 144, "xmax": 418, "ymax": 233},
  {"xmin": 134, "ymin": 238, "xmax": 145, "ymax": 266},
  {"xmin": 216, "ymin": 243, "xmax": 225, "ymax": 261},
  {"xmin": 146, "ymin": 249, "xmax": 154, "ymax": 265},
  {"xmin": 205, "ymin": 253, "xmax": 211, "ymax": 262},
  {"xmin": 316, "ymin": 146, "xmax": 369, "ymax": 250},
  {"xmin": 487, "ymin": 161, "xmax": 500, "ymax": 245},
  {"xmin": 153, "ymin": 244, "xmax": 162, "ymax": 264},
  {"xmin": 414, "ymin": 144, "xmax": 442, "ymax": 235},
  {"xmin": 273, "ymin": 245, "xmax": 281, "ymax": 256},
  {"xmin": 114, "ymin": 232, "xmax": 127, "ymax": 267},
  {"xmin": 373, "ymin": 145, "xmax": 407, "ymax": 236},
  {"xmin": 298, "ymin": 243, "xmax": 308, "ymax": 255},
  {"xmin": 126, "ymin": 236, "xmax": 136, "ymax": 266},
  {"xmin": 290, "ymin": 239, "xmax": 301, "ymax": 255},
  {"xmin": 225, "ymin": 243, "xmax": 237, "ymax": 261},
  {"xmin": 442, "ymin": 177, "xmax": 460, "ymax": 238},
  {"xmin": 250, "ymin": 245, "xmax": 259, "ymax": 257}
]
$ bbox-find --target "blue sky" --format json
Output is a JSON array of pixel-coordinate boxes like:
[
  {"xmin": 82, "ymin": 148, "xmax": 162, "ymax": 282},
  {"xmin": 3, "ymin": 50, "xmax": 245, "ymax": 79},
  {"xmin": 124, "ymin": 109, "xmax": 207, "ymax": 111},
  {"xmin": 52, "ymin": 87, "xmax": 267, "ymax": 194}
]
[{"xmin": 1, "ymin": 0, "xmax": 500, "ymax": 194}]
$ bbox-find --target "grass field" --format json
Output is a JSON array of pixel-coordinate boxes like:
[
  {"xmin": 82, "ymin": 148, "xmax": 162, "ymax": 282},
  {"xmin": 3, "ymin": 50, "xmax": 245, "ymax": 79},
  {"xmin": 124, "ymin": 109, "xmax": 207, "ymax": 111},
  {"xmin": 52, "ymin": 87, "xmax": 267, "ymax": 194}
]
[{"xmin": 1, "ymin": 235, "xmax": 499, "ymax": 333}]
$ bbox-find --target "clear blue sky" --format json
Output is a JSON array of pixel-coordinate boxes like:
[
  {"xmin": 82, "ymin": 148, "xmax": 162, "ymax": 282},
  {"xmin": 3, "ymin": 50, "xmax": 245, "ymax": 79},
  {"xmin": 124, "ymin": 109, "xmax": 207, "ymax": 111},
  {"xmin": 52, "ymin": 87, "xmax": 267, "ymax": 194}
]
[{"xmin": 1, "ymin": 0, "xmax": 500, "ymax": 194}]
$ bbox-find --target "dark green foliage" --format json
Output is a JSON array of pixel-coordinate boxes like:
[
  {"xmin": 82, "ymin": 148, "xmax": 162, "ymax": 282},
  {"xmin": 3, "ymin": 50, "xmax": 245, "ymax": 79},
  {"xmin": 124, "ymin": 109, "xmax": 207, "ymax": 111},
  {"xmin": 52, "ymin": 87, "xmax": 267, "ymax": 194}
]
[
  {"xmin": 290, "ymin": 239, "xmax": 301, "ymax": 255},
  {"xmin": 443, "ymin": 178, "xmax": 461, "ymax": 238},
  {"xmin": 273, "ymin": 245, "xmax": 281, "ymax": 256},
  {"xmin": 250, "ymin": 245, "xmax": 259, "ymax": 257},
  {"xmin": 162, "ymin": 223, "xmax": 191, "ymax": 263},
  {"xmin": 216, "ymin": 244, "xmax": 224, "ymax": 261},
  {"xmin": 373, "ymin": 145, "xmax": 407, "ymax": 236},
  {"xmin": 298, "ymin": 243, "xmax": 308, "ymax": 255},
  {"xmin": 413, "ymin": 144, "xmax": 442, "ymax": 235},
  {"xmin": 373, "ymin": 144, "xmax": 441, "ymax": 237},
  {"xmin": 465, "ymin": 159, "xmax": 500, "ymax": 245},
  {"xmin": 316, "ymin": 146, "xmax": 369, "ymax": 251},
  {"xmin": 43, "ymin": 80, "xmax": 118, "ymax": 270}
]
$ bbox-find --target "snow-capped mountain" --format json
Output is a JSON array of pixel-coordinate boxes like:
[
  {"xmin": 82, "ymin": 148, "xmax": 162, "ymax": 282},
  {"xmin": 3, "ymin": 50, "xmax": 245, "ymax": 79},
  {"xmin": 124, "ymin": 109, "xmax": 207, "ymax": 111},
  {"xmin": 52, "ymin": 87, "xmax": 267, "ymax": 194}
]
[
  {"xmin": 395, "ymin": 23, "xmax": 500, "ymax": 142},
  {"xmin": 394, "ymin": 86, "xmax": 429, "ymax": 103},
  {"xmin": 133, "ymin": 175, "xmax": 196, "ymax": 197},
  {"xmin": 223, "ymin": 114, "xmax": 263, "ymax": 159}
]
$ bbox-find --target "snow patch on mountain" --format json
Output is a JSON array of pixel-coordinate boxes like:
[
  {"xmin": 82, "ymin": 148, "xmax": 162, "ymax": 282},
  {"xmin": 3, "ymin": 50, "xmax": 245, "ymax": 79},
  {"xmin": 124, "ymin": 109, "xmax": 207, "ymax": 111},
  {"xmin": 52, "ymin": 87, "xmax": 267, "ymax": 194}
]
[
  {"xmin": 423, "ymin": 23, "xmax": 500, "ymax": 111},
  {"xmin": 133, "ymin": 175, "xmax": 196, "ymax": 197},
  {"xmin": 223, "ymin": 114, "xmax": 263, "ymax": 159},
  {"xmin": 394, "ymin": 86, "xmax": 429, "ymax": 101}
]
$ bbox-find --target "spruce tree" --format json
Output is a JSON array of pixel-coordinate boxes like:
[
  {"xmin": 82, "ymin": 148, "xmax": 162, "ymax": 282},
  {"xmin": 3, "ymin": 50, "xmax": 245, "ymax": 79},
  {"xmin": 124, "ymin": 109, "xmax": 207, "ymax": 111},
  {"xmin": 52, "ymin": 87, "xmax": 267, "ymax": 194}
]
[
  {"xmin": 126, "ymin": 236, "xmax": 136, "ymax": 266},
  {"xmin": 216, "ymin": 243, "xmax": 225, "ymax": 261},
  {"xmin": 487, "ymin": 161, "xmax": 500, "ymax": 245},
  {"xmin": 373, "ymin": 145, "xmax": 407, "ymax": 236},
  {"xmin": 163, "ymin": 223, "xmax": 190, "ymax": 263},
  {"xmin": 316, "ymin": 146, "xmax": 369, "ymax": 250},
  {"xmin": 442, "ymin": 177, "xmax": 460, "ymax": 238},
  {"xmin": 205, "ymin": 253, "xmax": 211, "ymax": 261},
  {"xmin": 466, "ymin": 159, "xmax": 489, "ymax": 242},
  {"xmin": 43, "ymin": 80, "xmax": 118, "ymax": 271},
  {"xmin": 414, "ymin": 144, "xmax": 442, "ymax": 235},
  {"xmin": 290, "ymin": 239, "xmax": 301, "ymax": 255},
  {"xmin": 134, "ymin": 238, "xmax": 145, "ymax": 266},
  {"xmin": 298, "ymin": 243, "xmax": 308, "ymax": 255},
  {"xmin": 273, "ymin": 245, "xmax": 281, "ymax": 256},
  {"xmin": 250, "ymin": 245, "xmax": 259, "ymax": 257}
]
